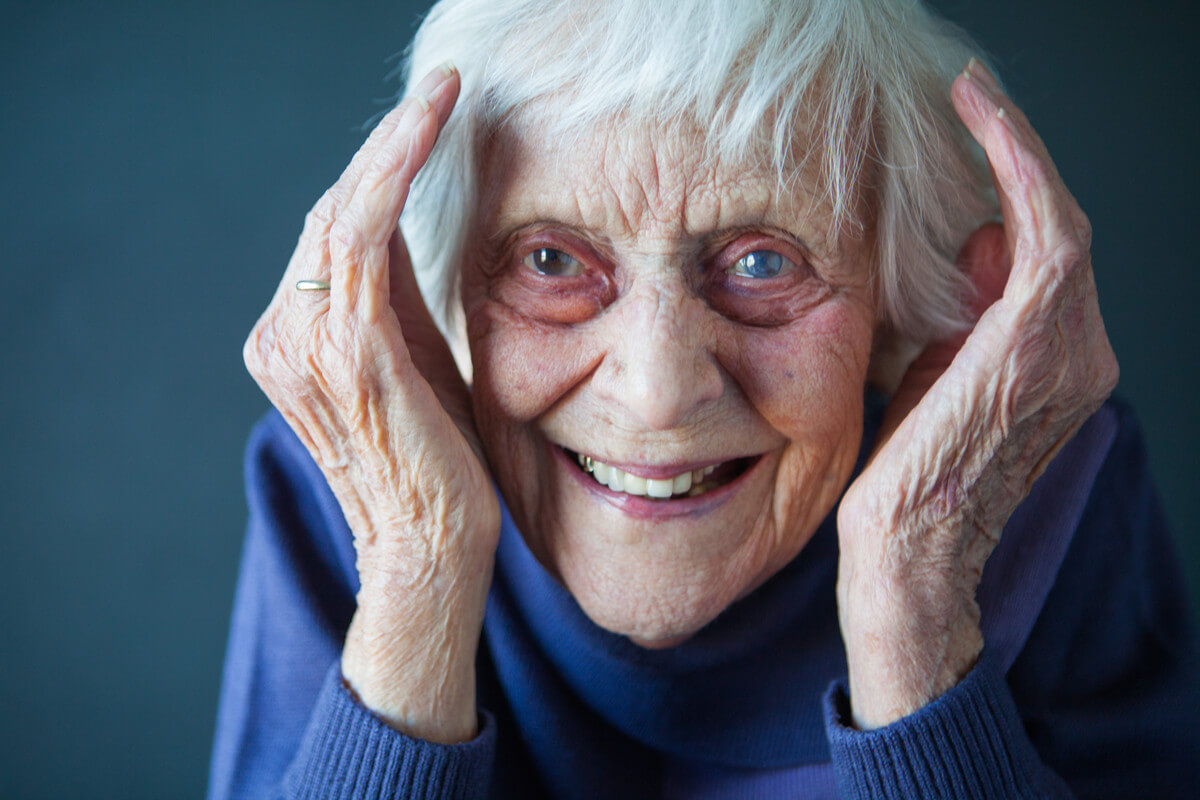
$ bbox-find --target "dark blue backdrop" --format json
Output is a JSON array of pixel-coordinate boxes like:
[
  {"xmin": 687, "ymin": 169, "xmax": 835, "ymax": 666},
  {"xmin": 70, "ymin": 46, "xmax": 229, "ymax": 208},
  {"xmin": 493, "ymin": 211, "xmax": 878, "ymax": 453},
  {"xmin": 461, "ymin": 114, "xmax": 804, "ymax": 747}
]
[{"xmin": 2, "ymin": 1, "xmax": 1196, "ymax": 797}]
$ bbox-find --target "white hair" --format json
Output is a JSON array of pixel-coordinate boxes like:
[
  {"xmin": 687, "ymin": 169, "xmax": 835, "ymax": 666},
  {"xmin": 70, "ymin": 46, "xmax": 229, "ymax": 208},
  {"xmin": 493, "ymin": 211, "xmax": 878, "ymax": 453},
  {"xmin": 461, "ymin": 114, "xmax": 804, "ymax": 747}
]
[{"xmin": 398, "ymin": 0, "xmax": 997, "ymax": 363}]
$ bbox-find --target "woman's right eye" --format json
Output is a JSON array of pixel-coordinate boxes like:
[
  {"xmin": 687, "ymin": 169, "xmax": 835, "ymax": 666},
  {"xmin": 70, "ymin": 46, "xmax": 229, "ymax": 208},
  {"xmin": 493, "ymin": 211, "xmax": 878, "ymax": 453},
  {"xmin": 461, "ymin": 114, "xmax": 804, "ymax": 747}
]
[{"xmin": 524, "ymin": 248, "xmax": 583, "ymax": 277}]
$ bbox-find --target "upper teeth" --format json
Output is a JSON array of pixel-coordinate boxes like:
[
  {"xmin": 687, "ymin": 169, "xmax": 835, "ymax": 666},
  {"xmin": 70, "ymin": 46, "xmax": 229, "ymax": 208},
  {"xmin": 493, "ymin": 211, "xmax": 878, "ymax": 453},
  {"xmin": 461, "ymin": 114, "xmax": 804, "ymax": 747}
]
[{"xmin": 577, "ymin": 453, "xmax": 716, "ymax": 498}]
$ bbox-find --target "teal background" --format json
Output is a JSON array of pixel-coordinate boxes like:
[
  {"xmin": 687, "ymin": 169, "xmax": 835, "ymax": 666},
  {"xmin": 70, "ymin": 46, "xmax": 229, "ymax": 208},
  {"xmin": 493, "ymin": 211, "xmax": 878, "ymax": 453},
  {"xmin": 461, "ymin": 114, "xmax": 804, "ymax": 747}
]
[{"xmin": 1, "ymin": 1, "xmax": 1196, "ymax": 797}]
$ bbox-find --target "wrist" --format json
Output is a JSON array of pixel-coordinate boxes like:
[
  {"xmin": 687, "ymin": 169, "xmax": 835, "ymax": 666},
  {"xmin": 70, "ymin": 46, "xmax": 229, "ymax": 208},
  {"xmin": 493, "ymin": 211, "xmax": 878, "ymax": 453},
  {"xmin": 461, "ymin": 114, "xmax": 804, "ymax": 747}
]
[
  {"xmin": 341, "ymin": 551, "xmax": 493, "ymax": 744},
  {"xmin": 838, "ymin": 565, "xmax": 983, "ymax": 728},
  {"xmin": 342, "ymin": 604, "xmax": 481, "ymax": 743}
]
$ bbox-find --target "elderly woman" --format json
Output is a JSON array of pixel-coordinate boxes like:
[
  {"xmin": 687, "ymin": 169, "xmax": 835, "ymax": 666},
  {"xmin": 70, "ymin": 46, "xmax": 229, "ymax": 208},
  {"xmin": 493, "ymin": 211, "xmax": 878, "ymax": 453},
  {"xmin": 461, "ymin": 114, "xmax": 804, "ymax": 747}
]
[{"xmin": 209, "ymin": 0, "xmax": 1199, "ymax": 797}]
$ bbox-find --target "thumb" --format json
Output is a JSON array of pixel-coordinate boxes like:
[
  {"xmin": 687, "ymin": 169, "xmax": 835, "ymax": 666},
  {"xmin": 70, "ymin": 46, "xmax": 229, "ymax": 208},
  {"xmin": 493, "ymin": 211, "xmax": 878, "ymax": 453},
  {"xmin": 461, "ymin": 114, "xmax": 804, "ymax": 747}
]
[
  {"xmin": 387, "ymin": 228, "xmax": 470, "ymax": 391},
  {"xmin": 877, "ymin": 222, "xmax": 1010, "ymax": 443}
]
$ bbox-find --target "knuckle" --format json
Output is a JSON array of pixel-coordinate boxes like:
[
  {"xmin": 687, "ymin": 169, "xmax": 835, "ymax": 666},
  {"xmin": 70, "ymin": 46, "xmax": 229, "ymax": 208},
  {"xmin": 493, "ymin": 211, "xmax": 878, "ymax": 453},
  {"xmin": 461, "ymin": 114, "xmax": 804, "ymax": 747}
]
[
  {"xmin": 1063, "ymin": 334, "xmax": 1118, "ymax": 409},
  {"xmin": 242, "ymin": 327, "xmax": 266, "ymax": 377},
  {"xmin": 302, "ymin": 208, "xmax": 332, "ymax": 240},
  {"xmin": 270, "ymin": 339, "xmax": 314, "ymax": 395},
  {"xmin": 306, "ymin": 194, "xmax": 336, "ymax": 228},
  {"xmin": 1022, "ymin": 154, "xmax": 1055, "ymax": 189},
  {"xmin": 245, "ymin": 305, "xmax": 314, "ymax": 390},
  {"xmin": 1043, "ymin": 237, "xmax": 1088, "ymax": 283},
  {"xmin": 1074, "ymin": 211, "xmax": 1093, "ymax": 249},
  {"xmin": 243, "ymin": 309, "xmax": 282, "ymax": 376},
  {"xmin": 328, "ymin": 219, "xmax": 360, "ymax": 253},
  {"xmin": 1056, "ymin": 238, "xmax": 1086, "ymax": 267},
  {"xmin": 369, "ymin": 140, "xmax": 409, "ymax": 180},
  {"xmin": 1093, "ymin": 346, "xmax": 1120, "ymax": 398},
  {"xmin": 329, "ymin": 217, "xmax": 364, "ymax": 260}
]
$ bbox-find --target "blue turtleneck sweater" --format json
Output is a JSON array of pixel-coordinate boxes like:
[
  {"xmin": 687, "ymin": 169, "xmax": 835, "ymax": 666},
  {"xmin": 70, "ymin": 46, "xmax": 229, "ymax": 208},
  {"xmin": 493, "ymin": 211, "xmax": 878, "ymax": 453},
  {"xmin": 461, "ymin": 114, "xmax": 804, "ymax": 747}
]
[{"xmin": 207, "ymin": 398, "xmax": 1200, "ymax": 799}]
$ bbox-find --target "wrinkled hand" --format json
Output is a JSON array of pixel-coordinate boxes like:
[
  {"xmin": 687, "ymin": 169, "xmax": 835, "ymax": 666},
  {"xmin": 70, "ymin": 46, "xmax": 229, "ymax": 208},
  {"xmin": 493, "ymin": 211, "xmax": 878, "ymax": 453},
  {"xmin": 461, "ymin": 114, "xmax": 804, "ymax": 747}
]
[
  {"xmin": 243, "ymin": 65, "xmax": 499, "ymax": 743},
  {"xmin": 835, "ymin": 60, "xmax": 1119, "ymax": 728}
]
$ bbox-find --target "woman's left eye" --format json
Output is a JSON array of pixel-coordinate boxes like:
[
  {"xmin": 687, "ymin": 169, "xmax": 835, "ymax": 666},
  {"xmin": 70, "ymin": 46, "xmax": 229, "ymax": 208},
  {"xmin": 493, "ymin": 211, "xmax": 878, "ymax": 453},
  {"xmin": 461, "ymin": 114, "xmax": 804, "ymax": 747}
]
[
  {"xmin": 728, "ymin": 250, "xmax": 795, "ymax": 279},
  {"xmin": 524, "ymin": 248, "xmax": 584, "ymax": 277}
]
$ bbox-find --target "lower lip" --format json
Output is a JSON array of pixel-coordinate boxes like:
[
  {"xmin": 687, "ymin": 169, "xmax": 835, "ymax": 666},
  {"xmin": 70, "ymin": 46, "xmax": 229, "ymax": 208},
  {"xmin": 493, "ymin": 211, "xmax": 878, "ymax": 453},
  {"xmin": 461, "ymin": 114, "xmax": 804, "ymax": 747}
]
[{"xmin": 550, "ymin": 445, "xmax": 767, "ymax": 520}]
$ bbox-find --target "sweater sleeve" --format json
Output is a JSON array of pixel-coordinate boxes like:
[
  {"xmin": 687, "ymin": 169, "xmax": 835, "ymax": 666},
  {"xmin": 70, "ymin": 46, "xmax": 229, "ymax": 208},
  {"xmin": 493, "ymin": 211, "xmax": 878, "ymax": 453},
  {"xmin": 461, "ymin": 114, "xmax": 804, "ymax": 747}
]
[
  {"xmin": 822, "ymin": 399, "xmax": 1200, "ymax": 799},
  {"xmin": 278, "ymin": 665, "xmax": 495, "ymax": 799},
  {"xmin": 206, "ymin": 412, "xmax": 496, "ymax": 800},
  {"xmin": 824, "ymin": 653, "xmax": 1074, "ymax": 799}
]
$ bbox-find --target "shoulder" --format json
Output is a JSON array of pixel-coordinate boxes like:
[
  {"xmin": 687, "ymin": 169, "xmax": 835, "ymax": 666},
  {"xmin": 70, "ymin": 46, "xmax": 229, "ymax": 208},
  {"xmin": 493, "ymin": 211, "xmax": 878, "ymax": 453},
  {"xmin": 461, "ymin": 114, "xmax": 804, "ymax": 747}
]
[
  {"xmin": 1015, "ymin": 395, "xmax": 1196, "ymax": 682},
  {"xmin": 243, "ymin": 408, "xmax": 361, "ymax": 599},
  {"xmin": 1034, "ymin": 395, "xmax": 1185, "ymax": 640},
  {"xmin": 244, "ymin": 409, "xmax": 324, "ymax": 502},
  {"xmin": 1005, "ymin": 397, "xmax": 1200, "ymax": 792}
]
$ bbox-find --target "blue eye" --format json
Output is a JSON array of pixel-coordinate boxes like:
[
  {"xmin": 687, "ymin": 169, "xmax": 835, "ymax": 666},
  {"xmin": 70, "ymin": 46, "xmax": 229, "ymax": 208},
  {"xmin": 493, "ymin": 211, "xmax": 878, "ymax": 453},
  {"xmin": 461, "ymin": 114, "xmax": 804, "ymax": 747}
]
[
  {"xmin": 524, "ymin": 248, "xmax": 583, "ymax": 277},
  {"xmin": 729, "ymin": 250, "xmax": 794, "ymax": 279}
]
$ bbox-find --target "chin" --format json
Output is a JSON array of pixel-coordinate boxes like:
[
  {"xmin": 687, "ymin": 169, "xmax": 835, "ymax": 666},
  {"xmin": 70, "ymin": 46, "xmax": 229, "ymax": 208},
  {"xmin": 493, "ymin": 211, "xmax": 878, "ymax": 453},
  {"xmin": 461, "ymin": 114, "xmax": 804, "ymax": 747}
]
[
  {"xmin": 499, "ymin": 448, "xmax": 780, "ymax": 640},
  {"xmin": 567, "ymin": 572, "xmax": 736, "ymax": 648},
  {"xmin": 491, "ymin": 422, "xmax": 851, "ymax": 651}
]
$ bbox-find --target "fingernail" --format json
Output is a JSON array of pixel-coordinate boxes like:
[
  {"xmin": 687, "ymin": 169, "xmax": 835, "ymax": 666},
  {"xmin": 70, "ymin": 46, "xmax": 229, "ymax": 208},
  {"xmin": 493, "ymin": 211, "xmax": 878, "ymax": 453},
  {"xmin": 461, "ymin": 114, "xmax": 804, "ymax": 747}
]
[
  {"xmin": 396, "ymin": 93, "xmax": 431, "ymax": 129},
  {"xmin": 967, "ymin": 57, "xmax": 1002, "ymax": 95},
  {"xmin": 413, "ymin": 62, "xmax": 454, "ymax": 98},
  {"xmin": 994, "ymin": 107, "xmax": 1024, "ymax": 142},
  {"xmin": 438, "ymin": 60, "xmax": 456, "ymax": 78}
]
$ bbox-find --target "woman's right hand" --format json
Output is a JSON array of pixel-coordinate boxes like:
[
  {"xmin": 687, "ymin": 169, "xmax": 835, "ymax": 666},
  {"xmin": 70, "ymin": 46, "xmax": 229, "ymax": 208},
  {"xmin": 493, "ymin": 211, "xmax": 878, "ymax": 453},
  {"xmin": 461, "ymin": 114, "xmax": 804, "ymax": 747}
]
[{"xmin": 243, "ymin": 64, "xmax": 499, "ymax": 744}]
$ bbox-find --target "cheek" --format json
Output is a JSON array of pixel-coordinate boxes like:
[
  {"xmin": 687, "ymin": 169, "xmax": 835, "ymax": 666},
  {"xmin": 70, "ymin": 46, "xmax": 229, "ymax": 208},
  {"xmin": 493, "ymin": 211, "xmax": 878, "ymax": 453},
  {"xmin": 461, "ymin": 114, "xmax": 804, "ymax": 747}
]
[
  {"xmin": 467, "ymin": 300, "xmax": 597, "ymax": 431},
  {"xmin": 720, "ymin": 299, "xmax": 873, "ymax": 441},
  {"xmin": 466, "ymin": 300, "xmax": 605, "ymax": 570},
  {"xmin": 717, "ymin": 298, "xmax": 874, "ymax": 560}
]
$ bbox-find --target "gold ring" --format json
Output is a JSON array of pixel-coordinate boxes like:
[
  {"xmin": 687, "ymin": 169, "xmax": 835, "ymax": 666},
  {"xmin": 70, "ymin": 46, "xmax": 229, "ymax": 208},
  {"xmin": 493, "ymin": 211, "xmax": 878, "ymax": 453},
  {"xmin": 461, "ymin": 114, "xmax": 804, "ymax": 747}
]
[{"xmin": 295, "ymin": 279, "xmax": 331, "ymax": 291}]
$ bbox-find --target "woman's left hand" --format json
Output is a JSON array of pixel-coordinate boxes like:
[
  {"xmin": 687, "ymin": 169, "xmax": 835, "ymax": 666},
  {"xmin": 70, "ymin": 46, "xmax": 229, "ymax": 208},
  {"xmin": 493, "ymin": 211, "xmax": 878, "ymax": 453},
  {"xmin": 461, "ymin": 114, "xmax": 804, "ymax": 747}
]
[{"xmin": 835, "ymin": 59, "xmax": 1119, "ymax": 728}]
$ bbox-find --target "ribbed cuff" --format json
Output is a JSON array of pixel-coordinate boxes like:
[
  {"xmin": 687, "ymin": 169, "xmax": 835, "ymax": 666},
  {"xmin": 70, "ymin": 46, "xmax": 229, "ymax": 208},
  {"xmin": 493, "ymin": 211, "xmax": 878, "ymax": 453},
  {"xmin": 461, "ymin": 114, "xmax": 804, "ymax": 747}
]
[
  {"xmin": 281, "ymin": 663, "xmax": 496, "ymax": 800},
  {"xmin": 824, "ymin": 652, "xmax": 1072, "ymax": 799}
]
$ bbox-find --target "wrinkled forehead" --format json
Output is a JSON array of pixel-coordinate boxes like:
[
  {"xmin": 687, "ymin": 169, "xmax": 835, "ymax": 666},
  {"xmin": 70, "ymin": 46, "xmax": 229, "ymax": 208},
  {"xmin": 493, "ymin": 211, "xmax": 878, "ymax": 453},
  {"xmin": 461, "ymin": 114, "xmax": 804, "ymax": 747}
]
[{"xmin": 476, "ymin": 105, "xmax": 847, "ymax": 257}]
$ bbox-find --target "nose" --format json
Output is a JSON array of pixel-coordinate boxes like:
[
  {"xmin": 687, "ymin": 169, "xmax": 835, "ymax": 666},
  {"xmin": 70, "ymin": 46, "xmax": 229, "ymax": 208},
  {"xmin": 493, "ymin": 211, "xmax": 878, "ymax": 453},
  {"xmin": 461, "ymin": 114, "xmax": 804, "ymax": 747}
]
[{"xmin": 591, "ymin": 286, "xmax": 724, "ymax": 431}]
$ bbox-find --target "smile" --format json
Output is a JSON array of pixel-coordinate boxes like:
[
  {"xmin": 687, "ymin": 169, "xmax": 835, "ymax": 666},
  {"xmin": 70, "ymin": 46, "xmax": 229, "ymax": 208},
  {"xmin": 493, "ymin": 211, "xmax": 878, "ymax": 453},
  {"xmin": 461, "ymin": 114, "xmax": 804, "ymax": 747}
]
[{"xmin": 566, "ymin": 449, "xmax": 754, "ymax": 500}]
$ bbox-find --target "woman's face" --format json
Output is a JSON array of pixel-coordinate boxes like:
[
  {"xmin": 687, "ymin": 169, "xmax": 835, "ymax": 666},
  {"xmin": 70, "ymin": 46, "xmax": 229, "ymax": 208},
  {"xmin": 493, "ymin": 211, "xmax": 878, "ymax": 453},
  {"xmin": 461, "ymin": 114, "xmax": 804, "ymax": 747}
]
[{"xmin": 461, "ymin": 116, "xmax": 877, "ymax": 646}]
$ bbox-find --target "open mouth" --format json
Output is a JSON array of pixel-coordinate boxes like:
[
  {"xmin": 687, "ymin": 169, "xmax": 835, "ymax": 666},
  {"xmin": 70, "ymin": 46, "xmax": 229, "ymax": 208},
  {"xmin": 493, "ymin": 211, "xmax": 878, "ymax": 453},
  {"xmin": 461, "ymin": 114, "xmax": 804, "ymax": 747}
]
[{"xmin": 562, "ymin": 448, "xmax": 755, "ymax": 500}]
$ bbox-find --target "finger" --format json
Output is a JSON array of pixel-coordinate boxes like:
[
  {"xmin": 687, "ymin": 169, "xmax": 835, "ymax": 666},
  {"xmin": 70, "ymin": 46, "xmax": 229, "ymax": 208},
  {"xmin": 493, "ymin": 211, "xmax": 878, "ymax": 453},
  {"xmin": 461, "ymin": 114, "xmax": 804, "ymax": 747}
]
[
  {"xmin": 326, "ymin": 63, "xmax": 460, "ymax": 220},
  {"xmin": 279, "ymin": 63, "xmax": 460, "ymax": 297},
  {"xmin": 964, "ymin": 54, "xmax": 1088, "ymax": 251},
  {"xmin": 954, "ymin": 60, "xmax": 1089, "ymax": 246},
  {"xmin": 329, "ymin": 67, "xmax": 461, "ymax": 322},
  {"xmin": 950, "ymin": 63, "xmax": 1087, "ymax": 280},
  {"xmin": 386, "ymin": 229, "xmax": 472, "ymax": 414},
  {"xmin": 341, "ymin": 67, "xmax": 459, "ymax": 245},
  {"xmin": 387, "ymin": 229, "xmax": 435, "ymax": 327},
  {"xmin": 386, "ymin": 230, "xmax": 457, "ymax": 367},
  {"xmin": 956, "ymin": 60, "xmax": 1057, "ymax": 183},
  {"xmin": 950, "ymin": 70, "xmax": 1065, "ymax": 251}
]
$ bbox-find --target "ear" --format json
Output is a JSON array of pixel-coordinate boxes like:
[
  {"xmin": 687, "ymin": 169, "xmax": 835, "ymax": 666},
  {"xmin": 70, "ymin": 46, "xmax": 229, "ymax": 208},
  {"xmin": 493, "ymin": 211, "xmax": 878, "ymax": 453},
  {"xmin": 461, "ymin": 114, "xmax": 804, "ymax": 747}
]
[{"xmin": 875, "ymin": 222, "xmax": 1010, "ymax": 444}]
